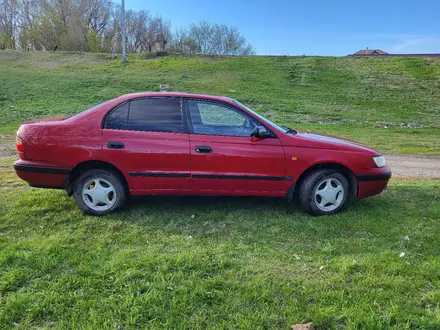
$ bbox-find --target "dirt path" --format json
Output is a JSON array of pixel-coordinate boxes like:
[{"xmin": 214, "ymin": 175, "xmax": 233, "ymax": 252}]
[
  {"xmin": 0, "ymin": 138, "xmax": 15, "ymax": 157},
  {"xmin": 386, "ymin": 154, "xmax": 440, "ymax": 179},
  {"xmin": 1, "ymin": 138, "xmax": 439, "ymax": 178}
]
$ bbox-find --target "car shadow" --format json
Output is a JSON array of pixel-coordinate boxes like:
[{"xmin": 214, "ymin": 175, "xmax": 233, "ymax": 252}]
[{"xmin": 127, "ymin": 194, "xmax": 294, "ymax": 213}]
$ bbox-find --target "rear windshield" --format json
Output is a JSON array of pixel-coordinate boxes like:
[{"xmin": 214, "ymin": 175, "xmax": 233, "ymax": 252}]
[{"xmin": 65, "ymin": 100, "xmax": 110, "ymax": 120}]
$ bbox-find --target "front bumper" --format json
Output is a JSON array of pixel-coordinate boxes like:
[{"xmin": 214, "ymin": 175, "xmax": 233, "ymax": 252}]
[{"xmin": 356, "ymin": 167, "xmax": 391, "ymax": 199}]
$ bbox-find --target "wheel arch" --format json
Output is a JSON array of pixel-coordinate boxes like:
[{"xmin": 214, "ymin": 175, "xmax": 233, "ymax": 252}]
[
  {"xmin": 66, "ymin": 160, "xmax": 130, "ymax": 196},
  {"xmin": 287, "ymin": 162, "xmax": 358, "ymax": 201}
]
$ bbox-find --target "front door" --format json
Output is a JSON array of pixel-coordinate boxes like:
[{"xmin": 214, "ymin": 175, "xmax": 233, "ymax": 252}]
[
  {"xmin": 101, "ymin": 97, "xmax": 190, "ymax": 194},
  {"xmin": 186, "ymin": 99, "xmax": 289, "ymax": 195}
]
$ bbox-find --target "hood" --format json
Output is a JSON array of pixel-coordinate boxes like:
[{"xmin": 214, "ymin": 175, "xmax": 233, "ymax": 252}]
[{"xmin": 285, "ymin": 130, "xmax": 379, "ymax": 154}]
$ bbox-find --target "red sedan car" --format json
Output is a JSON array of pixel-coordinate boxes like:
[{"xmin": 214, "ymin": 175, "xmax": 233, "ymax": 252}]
[{"xmin": 14, "ymin": 92, "xmax": 391, "ymax": 216}]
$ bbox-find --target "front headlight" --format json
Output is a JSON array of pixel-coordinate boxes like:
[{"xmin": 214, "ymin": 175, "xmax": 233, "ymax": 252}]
[{"xmin": 373, "ymin": 155, "xmax": 386, "ymax": 167}]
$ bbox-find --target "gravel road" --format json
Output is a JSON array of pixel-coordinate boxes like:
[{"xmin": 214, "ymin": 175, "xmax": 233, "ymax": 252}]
[{"xmin": 386, "ymin": 154, "xmax": 440, "ymax": 178}]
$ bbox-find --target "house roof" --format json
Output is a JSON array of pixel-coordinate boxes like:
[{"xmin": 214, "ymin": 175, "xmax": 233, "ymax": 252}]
[
  {"xmin": 352, "ymin": 49, "xmax": 389, "ymax": 55},
  {"xmin": 349, "ymin": 49, "xmax": 440, "ymax": 57}
]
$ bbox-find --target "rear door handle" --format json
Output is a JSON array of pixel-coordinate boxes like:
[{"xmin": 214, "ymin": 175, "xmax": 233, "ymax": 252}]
[
  {"xmin": 107, "ymin": 141, "xmax": 125, "ymax": 149},
  {"xmin": 195, "ymin": 145, "xmax": 212, "ymax": 153}
]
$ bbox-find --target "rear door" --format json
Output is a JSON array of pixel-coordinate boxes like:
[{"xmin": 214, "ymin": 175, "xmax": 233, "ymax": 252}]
[
  {"xmin": 101, "ymin": 97, "xmax": 190, "ymax": 193},
  {"xmin": 186, "ymin": 99, "xmax": 289, "ymax": 195}
]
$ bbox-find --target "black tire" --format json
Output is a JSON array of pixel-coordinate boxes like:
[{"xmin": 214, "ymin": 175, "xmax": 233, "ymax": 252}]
[
  {"xmin": 298, "ymin": 169, "xmax": 349, "ymax": 216},
  {"xmin": 73, "ymin": 169, "xmax": 127, "ymax": 216}
]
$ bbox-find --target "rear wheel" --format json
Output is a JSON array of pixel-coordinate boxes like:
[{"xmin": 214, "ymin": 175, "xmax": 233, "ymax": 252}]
[
  {"xmin": 298, "ymin": 169, "xmax": 349, "ymax": 216},
  {"xmin": 73, "ymin": 169, "xmax": 126, "ymax": 216}
]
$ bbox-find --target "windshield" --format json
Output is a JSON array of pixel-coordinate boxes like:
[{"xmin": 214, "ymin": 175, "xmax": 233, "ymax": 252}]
[{"xmin": 233, "ymin": 100, "xmax": 288, "ymax": 134}]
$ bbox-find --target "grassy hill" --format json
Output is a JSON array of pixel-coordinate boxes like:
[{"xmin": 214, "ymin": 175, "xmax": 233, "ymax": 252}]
[
  {"xmin": 1, "ymin": 51, "xmax": 440, "ymax": 329},
  {"xmin": 0, "ymin": 50, "xmax": 439, "ymax": 155}
]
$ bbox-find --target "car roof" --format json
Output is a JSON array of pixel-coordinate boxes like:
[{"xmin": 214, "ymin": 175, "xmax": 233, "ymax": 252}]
[{"xmin": 115, "ymin": 92, "xmax": 234, "ymax": 103}]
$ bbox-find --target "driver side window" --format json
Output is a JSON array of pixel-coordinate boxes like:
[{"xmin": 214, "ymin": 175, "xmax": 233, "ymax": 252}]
[{"xmin": 188, "ymin": 100, "xmax": 257, "ymax": 137}]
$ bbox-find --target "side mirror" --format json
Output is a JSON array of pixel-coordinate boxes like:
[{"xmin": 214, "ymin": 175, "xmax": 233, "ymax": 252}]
[{"xmin": 251, "ymin": 126, "xmax": 270, "ymax": 138}]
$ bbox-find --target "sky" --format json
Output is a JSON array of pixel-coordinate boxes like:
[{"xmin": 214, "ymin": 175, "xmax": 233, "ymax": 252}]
[{"xmin": 124, "ymin": 0, "xmax": 440, "ymax": 56}]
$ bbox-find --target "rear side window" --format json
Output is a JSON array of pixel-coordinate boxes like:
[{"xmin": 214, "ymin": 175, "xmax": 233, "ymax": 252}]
[
  {"xmin": 106, "ymin": 102, "xmax": 129, "ymax": 129},
  {"xmin": 104, "ymin": 98, "xmax": 184, "ymax": 133}
]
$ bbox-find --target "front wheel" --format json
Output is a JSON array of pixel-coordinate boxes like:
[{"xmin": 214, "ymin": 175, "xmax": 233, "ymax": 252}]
[
  {"xmin": 73, "ymin": 169, "xmax": 127, "ymax": 216},
  {"xmin": 298, "ymin": 169, "xmax": 349, "ymax": 216}
]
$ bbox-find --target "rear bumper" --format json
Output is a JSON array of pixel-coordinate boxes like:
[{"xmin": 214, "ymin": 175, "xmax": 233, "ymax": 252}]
[
  {"xmin": 356, "ymin": 167, "xmax": 391, "ymax": 199},
  {"xmin": 14, "ymin": 160, "xmax": 71, "ymax": 189}
]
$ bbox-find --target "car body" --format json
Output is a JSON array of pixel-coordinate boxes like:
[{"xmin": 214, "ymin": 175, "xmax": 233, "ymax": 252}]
[{"xmin": 14, "ymin": 92, "xmax": 391, "ymax": 216}]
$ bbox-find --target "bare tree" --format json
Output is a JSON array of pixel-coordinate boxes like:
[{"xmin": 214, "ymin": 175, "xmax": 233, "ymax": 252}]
[
  {"xmin": 81, "ymin": 0, "xmax": 112, "ymax": 51},
  {"xmin": 16, "ymin": 0, "xmax": 40, "ymax": 49},
  {"xmin": 0, "ymin": 0, "xmax": 19, "ymax": 49},
  {"xmin": 169, "ymin": 27, "xmax": 198, "ymax": 54},
  {"xmin": 0, "ymin": 2, "xmax": 255, "ymax": 56},
  {"xmin": 155, "ymin": 16, "xmax": 170, "ymax": 51},
  {"xmin": 125, "ymin": 9, "xmax": 148, "ymax": 52},
  {"xmin": 124, "ymin": 11, "xmax": 170, "ymax": 53},
  {"xmin": 82, "ymin": 0, "xmax": 111, "ymax": 34},
  {"xmin": 184, "ymin": 21, "xmax": 255, "ymax": 56}
]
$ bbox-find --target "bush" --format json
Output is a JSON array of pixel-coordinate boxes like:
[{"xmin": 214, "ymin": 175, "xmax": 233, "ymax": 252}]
[{"xmin": 141, "ymin": 51, "xmax": 169, "ymax": 59}]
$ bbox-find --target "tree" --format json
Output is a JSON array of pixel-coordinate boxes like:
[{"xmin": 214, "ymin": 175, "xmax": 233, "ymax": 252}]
[
  {"xmin": 0, "ymin": 0, "xmax": 19, "ymax": 49},
  {"xmin": 184, "ymin": 21, "xmax": 255, "ymax": 56},
  {"xmin": 0, "ymin": 2, "xmax": 255, "ymax": 56},
  {"xmin": 16, "ymin": 0, "xmax": 40, "ymax": 49},
  {"xmin": 81, "ymin": 0, "xmax": 112, "ymax": 51}
]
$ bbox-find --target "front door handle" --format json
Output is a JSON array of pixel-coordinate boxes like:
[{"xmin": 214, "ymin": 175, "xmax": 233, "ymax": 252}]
[
  {"xmin": 195, "ymin": 145, "xmax": 212, "ymax": 153},
  {"xmin": 107, "ymin": 141, "xmax": 125, "ymax": 149}
]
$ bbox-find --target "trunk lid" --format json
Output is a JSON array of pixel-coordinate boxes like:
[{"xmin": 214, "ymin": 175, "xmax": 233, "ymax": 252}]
[{"xmin": 23, "ymin": 116, "xmax": 66, "ymax": 124}]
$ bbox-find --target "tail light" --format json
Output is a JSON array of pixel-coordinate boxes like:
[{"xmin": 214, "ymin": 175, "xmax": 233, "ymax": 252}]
[{"xmin": 16, "ymin": 136, "xmax": 26, "ymax": 159}]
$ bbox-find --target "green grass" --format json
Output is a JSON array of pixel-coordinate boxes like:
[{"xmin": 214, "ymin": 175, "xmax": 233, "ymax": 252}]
[
  {"xmin": 1, "ymin": 156, "xmax": 440, "ymax": 329},
  {"xmin": 0, "ymin": 50, "xmax": 439, "ymax": 154},
  {"xmin": 1, "ymin": 51, "xmax": 440, "ymax": 328}
]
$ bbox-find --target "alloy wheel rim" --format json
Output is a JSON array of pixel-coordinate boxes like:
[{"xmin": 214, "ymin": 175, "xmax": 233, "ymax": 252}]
[
  {"xmin": 314, "ymin": 177, "xmax": 344, "ymax": 212},
  {"xmin": 82, "ymin": 178, "xmax": 116, "ymax": 211}
]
